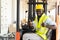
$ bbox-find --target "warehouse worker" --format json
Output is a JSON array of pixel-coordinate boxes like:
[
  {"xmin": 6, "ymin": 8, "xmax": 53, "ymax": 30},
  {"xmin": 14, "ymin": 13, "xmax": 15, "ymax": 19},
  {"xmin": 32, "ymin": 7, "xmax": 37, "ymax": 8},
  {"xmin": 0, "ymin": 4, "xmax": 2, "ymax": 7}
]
[
  {"xmin": 21, "ymin": 4, "xmax": 56, "ymax": 40},
  {"xmin": 29, "ymin": 4, "xmax": 56, "ymax": 40}
]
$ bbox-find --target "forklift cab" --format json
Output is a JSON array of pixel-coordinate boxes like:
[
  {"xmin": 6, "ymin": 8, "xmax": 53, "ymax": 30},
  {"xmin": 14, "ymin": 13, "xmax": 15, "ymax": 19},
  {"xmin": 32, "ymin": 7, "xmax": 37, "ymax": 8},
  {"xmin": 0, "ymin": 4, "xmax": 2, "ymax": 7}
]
[{"xmin": 16, "ymin": 0, "xmax": 56, "ymax": 40}]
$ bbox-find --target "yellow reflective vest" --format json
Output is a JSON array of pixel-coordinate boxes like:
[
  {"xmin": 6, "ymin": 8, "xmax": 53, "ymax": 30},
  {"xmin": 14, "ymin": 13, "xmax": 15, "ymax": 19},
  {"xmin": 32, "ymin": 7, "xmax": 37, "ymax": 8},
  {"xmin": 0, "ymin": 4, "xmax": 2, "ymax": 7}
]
[{"xmin": 34, "ymin": 13, "xmax": 49, "ymax": 40}]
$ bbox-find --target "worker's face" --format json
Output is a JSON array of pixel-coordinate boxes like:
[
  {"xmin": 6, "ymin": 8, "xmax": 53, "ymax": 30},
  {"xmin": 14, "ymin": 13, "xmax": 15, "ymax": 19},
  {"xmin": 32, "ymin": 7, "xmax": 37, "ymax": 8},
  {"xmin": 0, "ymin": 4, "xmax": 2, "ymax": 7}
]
[{"xmin": 36, "ymin": 9, "xmax": 43, "ymax": 16}]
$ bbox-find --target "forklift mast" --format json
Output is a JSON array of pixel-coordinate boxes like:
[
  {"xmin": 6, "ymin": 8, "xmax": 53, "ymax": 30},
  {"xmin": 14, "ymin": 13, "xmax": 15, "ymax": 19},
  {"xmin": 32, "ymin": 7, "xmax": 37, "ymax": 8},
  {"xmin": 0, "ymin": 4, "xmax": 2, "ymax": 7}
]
[{"xmin": 28, "ymin": 0, "xmax": 47, "ymax": 22}]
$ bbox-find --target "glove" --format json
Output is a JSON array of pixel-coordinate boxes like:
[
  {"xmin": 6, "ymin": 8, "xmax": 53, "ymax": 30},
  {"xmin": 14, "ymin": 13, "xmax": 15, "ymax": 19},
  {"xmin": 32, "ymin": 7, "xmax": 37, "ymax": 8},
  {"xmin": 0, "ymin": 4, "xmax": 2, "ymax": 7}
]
[{"xmin": 41, "ymin": 23, "xmax": 46, "ymax": 27}]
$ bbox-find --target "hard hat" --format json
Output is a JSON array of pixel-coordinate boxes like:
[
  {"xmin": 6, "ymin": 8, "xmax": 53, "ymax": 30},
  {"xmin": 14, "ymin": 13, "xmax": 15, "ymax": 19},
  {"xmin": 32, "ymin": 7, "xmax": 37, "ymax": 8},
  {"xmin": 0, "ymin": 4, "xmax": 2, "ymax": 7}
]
[{"xmin": 36, "ymin": 4, "xmax": 44, "ymax": 10}]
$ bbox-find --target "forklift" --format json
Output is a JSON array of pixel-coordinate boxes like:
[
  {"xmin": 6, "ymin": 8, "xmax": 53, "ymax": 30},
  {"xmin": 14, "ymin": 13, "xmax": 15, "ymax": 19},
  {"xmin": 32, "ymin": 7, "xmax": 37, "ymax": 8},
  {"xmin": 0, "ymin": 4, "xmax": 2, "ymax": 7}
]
[{"xmin": 16, "ymin": 0, "xmax": 56, "ymax": 40}]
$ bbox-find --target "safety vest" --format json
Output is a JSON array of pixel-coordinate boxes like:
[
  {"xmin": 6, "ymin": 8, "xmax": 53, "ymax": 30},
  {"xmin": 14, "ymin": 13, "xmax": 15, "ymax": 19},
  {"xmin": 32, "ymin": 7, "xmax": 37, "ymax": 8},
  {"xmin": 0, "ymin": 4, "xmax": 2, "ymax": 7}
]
[{"xmin": 34, "ymin": 13, "xmax": 48, "ymax": 40}]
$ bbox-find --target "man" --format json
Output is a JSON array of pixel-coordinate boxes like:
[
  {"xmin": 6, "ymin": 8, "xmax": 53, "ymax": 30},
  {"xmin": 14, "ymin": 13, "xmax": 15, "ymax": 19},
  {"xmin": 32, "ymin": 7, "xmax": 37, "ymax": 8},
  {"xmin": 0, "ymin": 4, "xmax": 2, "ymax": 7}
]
[
  {"xmin": 30, "ymin": 4, "xmax": 56, "ymax": 40},
  {"xmin": 21, "ymin": 4, "xmax": 56, "ymax": 40}
]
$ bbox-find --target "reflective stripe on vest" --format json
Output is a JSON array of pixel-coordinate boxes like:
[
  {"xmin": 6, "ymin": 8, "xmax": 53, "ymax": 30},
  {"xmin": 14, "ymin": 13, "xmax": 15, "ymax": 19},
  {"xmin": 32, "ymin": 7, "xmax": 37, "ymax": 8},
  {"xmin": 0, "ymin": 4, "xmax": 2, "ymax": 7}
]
[{"xmin": 34, "ymin": 13, "xmax": 48, "ymax": 40}]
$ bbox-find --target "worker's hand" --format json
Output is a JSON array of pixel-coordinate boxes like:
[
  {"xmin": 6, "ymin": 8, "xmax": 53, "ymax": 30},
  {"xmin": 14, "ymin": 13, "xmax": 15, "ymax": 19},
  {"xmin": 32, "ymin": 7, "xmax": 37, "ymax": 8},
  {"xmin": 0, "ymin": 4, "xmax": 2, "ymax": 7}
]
[
  {"xmin": 29, "ymin": 21, "xmax": 33, "ymax": 27},
  {"xmin": 28, "ymin": 20, "xmax": 33, "ymax": 27},
  {"xmin": 41, "ymin": 23, "xmax": 46, "ymax": 27}
]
